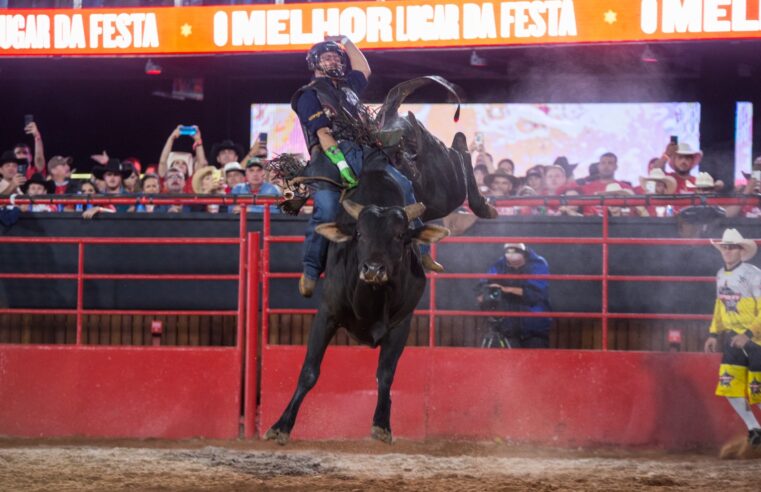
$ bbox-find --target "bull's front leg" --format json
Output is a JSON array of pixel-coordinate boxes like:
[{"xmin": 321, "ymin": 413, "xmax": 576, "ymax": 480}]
[
  {"xmin": 371, "ymin": 316, "xmax": 411, "ymax": 444},
  {"xmin": 265, "ymin": 307, "xmax": 336, "ymax": 445}
]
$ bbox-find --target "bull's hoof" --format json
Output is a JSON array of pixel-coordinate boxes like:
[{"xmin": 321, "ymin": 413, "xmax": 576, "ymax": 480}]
[
  {"xmin": 265, "ymin": 427, "xmax": 291, "ymax": 445},
  {"xmin": 371, "ymin": 425, "xmax": 393, "ymax": 444}
]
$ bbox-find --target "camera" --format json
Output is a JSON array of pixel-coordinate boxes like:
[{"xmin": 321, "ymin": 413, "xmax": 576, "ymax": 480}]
[{"xmin": 479, "ymin": 285, "xmax": 503, "ymax": 311}]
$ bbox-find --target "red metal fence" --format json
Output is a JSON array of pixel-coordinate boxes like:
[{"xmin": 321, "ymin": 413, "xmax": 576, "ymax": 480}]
[{"xmin": 0, "ymin": 194, "xmax": 758, "ymax": 447}]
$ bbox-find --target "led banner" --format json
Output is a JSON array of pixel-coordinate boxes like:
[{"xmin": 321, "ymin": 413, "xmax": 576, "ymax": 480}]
[{"xmin": 1, "ymin": 0, "xmax": 761, "ymax": 56}]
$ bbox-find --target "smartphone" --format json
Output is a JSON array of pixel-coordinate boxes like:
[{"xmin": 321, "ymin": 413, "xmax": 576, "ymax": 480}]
[
  {"xmin": 178, "ymin": 125, "xmax": 197, "ymax": 136},
  {"xmin": 17, "ymin": 159, "xmax": 28, "ymax": 175},
  {"xmin": 670, "ymin": 135, "xmax": 678, "ymax": 145},
  {"xmin": 258, "ymin": 132, "xmax": 268, "ymax": 145},
  {"xmin": 24, "ymin": 114, "xmax": 34, "ymax": 127},
  {"xmin": 474, "ymin": 132, "xmax": 484, "ymax": 151}
]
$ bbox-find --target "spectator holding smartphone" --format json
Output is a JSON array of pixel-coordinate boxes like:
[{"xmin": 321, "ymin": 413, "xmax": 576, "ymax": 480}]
[
  {"xmin": 0, "ymin": 151, "xmax": 27, "ymax": 195},
  {"xmin": 16, "ymin": 116, "xmax": 46, "ymax": 178},
  {"xmin": 158, "ymin": 125, "xmax": 208, "ymax": 190}
]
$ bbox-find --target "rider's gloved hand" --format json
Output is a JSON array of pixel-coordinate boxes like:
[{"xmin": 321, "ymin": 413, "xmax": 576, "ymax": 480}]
[{"xmin": 325, "ymin": 145, "xmax": 358, "ymax": 188}]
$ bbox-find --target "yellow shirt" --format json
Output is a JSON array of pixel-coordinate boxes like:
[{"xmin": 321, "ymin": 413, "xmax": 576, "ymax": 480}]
[{"xmin": 709, "ymin": 262, "xmax": 761, "ymax": 337}]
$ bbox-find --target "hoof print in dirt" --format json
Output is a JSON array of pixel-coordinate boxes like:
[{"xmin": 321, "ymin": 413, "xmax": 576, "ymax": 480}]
[
  {"xmin": 371, "ymin": 426, "xmax": 393, "ymax": 444},
  {"xmin": 265, "ymin": 428, "xmax": 291, "ymax": 445}
]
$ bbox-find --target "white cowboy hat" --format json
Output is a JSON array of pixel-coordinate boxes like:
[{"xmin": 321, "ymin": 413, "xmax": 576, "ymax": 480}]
[
  {"xmin": 639, "ymin": 169, "xmax": 677, "ymax": 194},
  {"xmin": 503, "ymin": 242, "xmax": 526, "ymax": 253},
  {"xmin": 711, "ymin": 228, "xmax": 757, "ymax": 261},
  {"xmin": 685, "ymin": 172, "xmax": 715, "ymax": 189},
  {"xmin": 595, "ymin": 182, "xmax": 634, "ymax": 195},
  {"xmin": 675, "ymin": 142, "xmax": 703, "ymax": 156}
]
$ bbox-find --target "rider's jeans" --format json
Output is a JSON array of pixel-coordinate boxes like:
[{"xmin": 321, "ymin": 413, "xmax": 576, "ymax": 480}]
[{"xmin": 302, "ymin": 141, "xmax": 428, "ymax": 281}]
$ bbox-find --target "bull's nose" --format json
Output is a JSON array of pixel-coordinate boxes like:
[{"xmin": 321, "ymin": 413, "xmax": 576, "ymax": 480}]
[{"xmin": 360, "ymin": 262, "xmax": 387, "ymax": 283}]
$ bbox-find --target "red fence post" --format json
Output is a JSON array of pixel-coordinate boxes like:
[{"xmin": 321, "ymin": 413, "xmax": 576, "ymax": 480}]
[
  {"xmin": 262, "ymin": 206, "xmax": 271, "ymax": 347},
  {"xmin": 428, "ymin": 243, "xmax": 437, "ymax": 347},
  {"xmin": 244, "ymin": 232, "xmax": 259, "ymax": 438},
  {"xmin": 76, "ymin": 241, "xmax": 84, "ymax": 345},
  {"xmin": 236, "ymin": 210, "xmax": 247, "ymax": 351},
  {"xmin": 601, "ymin": 209, "xmax": 609, "ymax": 351}
]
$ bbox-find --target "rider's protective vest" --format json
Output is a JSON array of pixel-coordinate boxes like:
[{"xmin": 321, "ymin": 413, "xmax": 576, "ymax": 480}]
[{"xmin": 290, "ymin": 76, "xmax": 364, "ymax": 152}]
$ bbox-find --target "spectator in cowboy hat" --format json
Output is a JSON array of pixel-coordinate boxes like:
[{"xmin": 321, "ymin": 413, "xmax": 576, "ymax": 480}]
[
  {"xmin": 158, "ymin": 125, "xmax": 208, "ymax": 188},
  {"xmin": 638, "ymin": 168, "xmax": 677, "ymax": 216},
  {"xmin": 686, "ymin": 172, "xmax": 720, "ymax": 193},
  {"xmin": 20, "ymin": 173, "xmax": 56, "ymax": 212},
  {"xmin": 191, "ymin": 166, "xmax": 226, "ymax": 213},
  {"xmin": 595, "ymin": 182, "xmax": 649, "ymax": 217},
  {"xmin": 223, "ymin": 162, "xmax": 246, "ymax": 192},
  {"xmin": 654, "ymin": 140, "xmax": 703, "ymax": 193},
  {"xmin": 704, "ymin": 228, "xmax": 761, "ymax": 458},
  {"xmin": 0, "ymin": 150, "xmax": 27, "ymax": 195},
  {"xmin": 92, "ymin": 159, "xmax": 132, "ymax": 212},
  {"xmin": 211, "ymin": 139, "xmax": 246, "ymax": 169},
  {"xmin": 484, "ymin": 169, "xmax": 518, "ymax": 197}
]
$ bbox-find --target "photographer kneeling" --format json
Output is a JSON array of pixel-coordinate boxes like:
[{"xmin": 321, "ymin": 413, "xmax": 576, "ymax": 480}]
[{"xmin": 476, "ymin": 243, "xmax": 552, "ymax": 349}]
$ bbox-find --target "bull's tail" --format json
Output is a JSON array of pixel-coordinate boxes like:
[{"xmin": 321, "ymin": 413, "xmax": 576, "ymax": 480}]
[
  {"xmin": 452, "ymin": 132, "xmax": 498, "ymax": 219},
  {"xmin": 378, "ymin": 76, "xmax": 461, "ymax": 128}
]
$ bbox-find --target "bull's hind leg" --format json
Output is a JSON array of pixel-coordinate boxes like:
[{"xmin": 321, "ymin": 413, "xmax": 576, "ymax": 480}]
[
  {"xmin": 371, "ymin": 316, "xmax": 412, "ymax": 444},
  {"xmin": 265, "ymin": 307, "xmax": 337, "ymax": 445}
]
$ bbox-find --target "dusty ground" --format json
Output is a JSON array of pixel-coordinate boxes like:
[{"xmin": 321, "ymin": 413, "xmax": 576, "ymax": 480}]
[{"xmin": 0, "ymin": 438, "xmax": 758, "ymax": 491}]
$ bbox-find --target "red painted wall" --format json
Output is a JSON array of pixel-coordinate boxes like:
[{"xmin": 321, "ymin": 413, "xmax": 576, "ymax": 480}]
[
  {"xmin": 260, "ymin": 347, "xmax": 751, "ymax": 449},
  {"xmin": 0, "ymin": 345, "xmax": 242, "ymax": 439}
]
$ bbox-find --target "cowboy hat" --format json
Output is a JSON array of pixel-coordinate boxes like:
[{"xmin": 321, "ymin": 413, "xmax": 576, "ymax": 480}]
[
  {"xmin": 596, "ymin": 182, "xmax": 634, "ymax": 195},
  {"xmin": 484, "ymin": 170, "xmax": 519, "ymax": 190},
  {"xmin": 675, "ymin": 142, "xmax": 703, "ymax": 156},
  {"xmin": 192, "ymin": 166, "xmax": 222, "ymax": 194},
  {"xmin": 223, "ymin": 162, "xmax": 245, "ymax": 175},
  {"xmin": 711, "ymin": 228, "xmax": 757, "ymax": 261},
  {"xmin": 552, "ymin": 156, "xmax": 578, "ymax": 178},
  {"xmin": 685, "ymin": 172, "xmax": 715, "ymax": 189},
  {"xmin": 21, "ymin": 172, "xmax": 55, "ymax": 194},
  {"xmin": 210, "ymin": 140, "xmax": 245, "ymax": 164},
  {"xmin": 639, "ymin": 168, "xmax": 677, "ymax": 194},
  {"xmin": 92, "ymin": 159, "xmax": 132, "ymax": 179},
  {"xmin": 0, "ymin": 150, "xmax": 23, "ymax": 167}
]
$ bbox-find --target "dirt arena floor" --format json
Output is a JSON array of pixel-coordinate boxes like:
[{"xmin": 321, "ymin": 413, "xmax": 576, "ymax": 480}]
[{"xmin": 0, "ymin": 437, "xmax": 758, "ymax": 491}]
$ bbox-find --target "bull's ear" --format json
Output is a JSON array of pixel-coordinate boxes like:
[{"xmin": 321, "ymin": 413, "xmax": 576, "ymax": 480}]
[
  {"xmin": 315, "ymin": 223, "xmax": 352, "ymax": 243},
  {"xmin": 412, "ymin": 225, "xmax": 450, "ymax": 244}
]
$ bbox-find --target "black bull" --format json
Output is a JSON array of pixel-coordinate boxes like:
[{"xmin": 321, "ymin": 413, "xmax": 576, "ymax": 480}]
[{"xmin": 265, "ymin": 77, "xmax": 496, "ymax": 444}]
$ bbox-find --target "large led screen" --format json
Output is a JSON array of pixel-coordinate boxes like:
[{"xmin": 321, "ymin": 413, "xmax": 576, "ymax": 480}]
[{"xmin": 251, "ymin": 102, "xmax": 701, "ymax": 185}]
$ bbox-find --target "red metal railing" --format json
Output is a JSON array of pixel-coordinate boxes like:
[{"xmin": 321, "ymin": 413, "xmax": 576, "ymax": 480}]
[
  {"xmin": 259, "ymin": 194, "xmax": 754, "ymax": 351},
  {"xmin": 0, "ymin": 206, "xmax": 250, "ymax": 348}
]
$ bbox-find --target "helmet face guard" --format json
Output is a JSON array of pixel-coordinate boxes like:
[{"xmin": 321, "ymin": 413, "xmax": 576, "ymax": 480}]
[{"xmin": 307, "ymin": 41, "xmax": 349, "ymax": 78}]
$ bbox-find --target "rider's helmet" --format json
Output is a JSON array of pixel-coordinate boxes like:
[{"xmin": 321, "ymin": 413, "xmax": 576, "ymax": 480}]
[{"xmin": 306, "ymin": 41, "xmax": 349, "ymax": 79}]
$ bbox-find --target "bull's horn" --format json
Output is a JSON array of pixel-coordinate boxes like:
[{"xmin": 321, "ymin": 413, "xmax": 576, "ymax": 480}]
[
  {"xmin": 404, "ymin": 202, "xmax": 426, "ymax": 221},
  {"xmin": 342, "ymin": 199, "xmax": 364, "ymax": 220}
]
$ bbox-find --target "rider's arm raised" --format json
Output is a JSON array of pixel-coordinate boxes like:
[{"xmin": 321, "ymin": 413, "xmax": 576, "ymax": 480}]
[{"xmin": 340, "ymin": 37, "xmax": 371, "ymax": 80}]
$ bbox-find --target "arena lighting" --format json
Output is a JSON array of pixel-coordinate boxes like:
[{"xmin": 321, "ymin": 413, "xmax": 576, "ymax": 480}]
[
  {"xmin": 145, "ymin": 58, "xmax": 162, "ymax": 75},
  {"xmin": 640, "ymin": 45, "xmax": 658, "ymax": 63}
]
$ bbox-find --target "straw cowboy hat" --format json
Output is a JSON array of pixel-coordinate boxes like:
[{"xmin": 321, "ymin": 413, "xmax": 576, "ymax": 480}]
[
  {"xmin": 675, "ymin": 142, "xmax": 703, "ymax": 156},
  {"xmin": 192, "ymin": 166, "xmax": 222, "ymax": 194},
  {"xmin": 711, "ymin": 228, "xmax": 757, "ymax": 261},
  {"xmin": 685, "ymin": 172, "xmax": 715, "ymax": 189},
  {"xmin": 596, "ymin": 182, "xmax": 634, "ymax": 195},
  {"xmin": 639, "ymin": 168, "xmax": 677, "ymax": 194}
]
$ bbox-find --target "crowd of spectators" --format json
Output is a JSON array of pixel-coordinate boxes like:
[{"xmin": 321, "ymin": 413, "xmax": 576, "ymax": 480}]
[
  {"xmin": 1, "ymin": 121, "xmax": 760, "ymax": 220},
  {"xmin": 0, "ymin": 122, "xmax": 282, "ymax": 218},
  {"xmin": 472, "ymin": 138, "xmax": 761, "ymax": 219}
]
